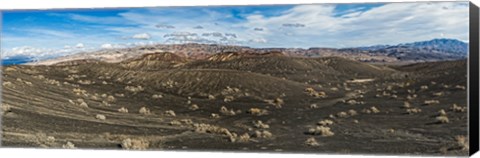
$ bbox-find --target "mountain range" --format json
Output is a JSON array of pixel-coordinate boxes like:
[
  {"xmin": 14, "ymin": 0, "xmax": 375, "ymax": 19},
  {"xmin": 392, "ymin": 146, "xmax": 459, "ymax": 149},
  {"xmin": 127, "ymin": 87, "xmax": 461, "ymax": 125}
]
[{"xmin": 18, "ymin": 38, "xmax": 468, "ymax": 66}]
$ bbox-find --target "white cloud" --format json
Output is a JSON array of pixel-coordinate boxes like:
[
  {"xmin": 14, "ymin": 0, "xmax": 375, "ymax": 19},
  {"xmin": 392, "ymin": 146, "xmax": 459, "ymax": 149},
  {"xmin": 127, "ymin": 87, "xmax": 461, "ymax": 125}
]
[
  {"xmin": 132, "ymin": 33, "xmax": 152, "ymax": 40},
  {"xmin": 101, "ymin": 43, "xmax": 114, "ymax": 49},
  {"xmin": 76, "ymin": 43, "xmax": 85, "ymax": 48},
  {"xmin": 247, "ymin": 2, "xmax": 467, "ymax": 47}
]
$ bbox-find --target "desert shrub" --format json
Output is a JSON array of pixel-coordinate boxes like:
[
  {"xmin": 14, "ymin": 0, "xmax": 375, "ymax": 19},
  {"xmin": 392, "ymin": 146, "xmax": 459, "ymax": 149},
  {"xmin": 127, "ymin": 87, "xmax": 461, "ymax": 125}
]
[
  {"xmin": 208, "ymin": 95, "xmax": 216, "ymax": 100},
  {"xmin": 180, "ymin": 119, "xmax": 193, "ymax": 125},
  {"xmin": 62, "ymin": 141, "xmax": 76, "ymax": 149},
  {"xmin": 2, "ymin": 81, "xmax": 13, "ymax": 87},
  {"xmin": 152, "ymin": 94, "xmax": 163, "ymax": 99},
  {"xmin": 436, "ymin": 116, "xmax": 449, "ymax": 123},
  {"xmin": 1, "ymin": 103, "xmax": 12, "ymax": 113},
  {"xmin": 220, "ymin": 106, "xmax": 236, "ymax": 116},
  {"xmin": 101, "ymin": 93, "xmax": 107, "ymax": 98},
  {"xmin": 317, "ymin": 119, "xmax": 334, "ymax": 126},
  {"xmin": 455, "ymin": 135, "xmax": 469, "ymax": 151},
  {"xmin": 106, "ymin": 95, "xmax": 116, "ymax": 102},
  {"xmin": 406, "ymin": 94, "xmax": 418, "ymax": 100},
  {"xmin": 248, "ymin": 108, "xmax": 269, "ymax": 116},
  {"xmin": 406, "ymin": 108, "xmax": 422, "ymax": 114},
  {"xmin": 307, "ymin": 126, "xmax": 334, "ymax": 136},
  {"xmin": 253, "ymin": 130, "xmax": 273, "ymax": 139},
  {"xmin": 24, "ymin": 81, "xmax": 33, "ymax": 85},
  {"xmin": 237, "ymin": 133, "xmax": 251, "ymax": 142},
  {"xmin": 353, "ymin": 120, "xmax": 359, "ymax": 124},
  {"xmin": 420, "ymin": 85, "xmax": 428, "ymax": 90},
  {"xmin": 102, "ymin": 101, "xmax": 111, "ymax": 106},
  {"xmin": 211, "ymin": 113, "xmax": 220, "ymax": 119},
  {"xmin": 169, "ymin": 120, "xmax": 182, "ymax": 126},
  {"xmin": 224, "ymin": 96, "xmax": 234, "ymax": 103},
  {"xmin": 121, "ymin": 138, "xmax": 149, "ymax": 150},
  {"xmin": 193, "ymin": 123, "xmax": 232, "ymax": 137},
  {"xmin": 347, "ymin": 109, "xmax": 358, "ymax": 116},
  {"xmin": 115, "ymin": 93, "xmax": 125, "ymax": 97},
  {"xmin": 189, "ymin": 104, "xmax": 199, "ymax": 110},
  {"xmin": 102, "ymin": 81, "xmax": 108, "ymax": 85},
  {"xmin": 77, "ymin": 80, "xmax": 92, "ymax": 85},
  {"xmin": 118, "ymin": 107, "xmax": 129, "ymax": 113},
  {"xmin": 424, "ymin": 100, "xmax": 440, "ymax": 105},
  {"xmin": 253, "ymin": 120, "xmax": 270, "ymax": 129},
  {"xmin": 125, "ymin": 85, "xmax": 144, "ymax": 93},
  {"xmin": 164, "ymin": 110, "xmax": 176, "ymax": 117},
  {"xmin": 95, "ymin": 114, "xmax": 106, "ymax": 120},
  {"xmin": 455, "ymin": 85, "xmax": 466, "ymax": 90},
  {"xmin": 433, "ymin": 92, "xmax": 444, "ymax": 97},
  {"xmin": 336, "ymin": 111, "xmax": 348, "ymax": 118},
  {"xmin": 403, "ymin": 101, "xmax": 411, "ymax": 108},
  {"xmin": 451, "ymin": 104, "xmax": 467, "ymax": 112},
  {"xmin": 305, "ymin": 137, "xmax": 320, "ymax": 146},
  {"xmin": 309, "ymin": 104, "xmax": 318, "ymax": 109},
  {"xmin": 438, "ymin": 109, "xmax": 447, "ymax": 116},
  {"xmin": 370, "ymin": 106, "xmax": 380, "ymax": 113},
  {"xmin": 90, "ymin": 95, "xmax": 99, "ymax": 101},
  {"xmin": 139, "ymin": 107, "xmax": 151, "ymax": 115}
]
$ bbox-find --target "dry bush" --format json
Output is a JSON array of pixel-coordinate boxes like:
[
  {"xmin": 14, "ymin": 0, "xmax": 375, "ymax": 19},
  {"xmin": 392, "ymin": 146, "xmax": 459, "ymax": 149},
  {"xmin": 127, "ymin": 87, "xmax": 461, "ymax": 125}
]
[
  {"xmin": 169, "ymin": 120, "xmax": 182, "ymax": 126},
  {"xmin": 403, "ymin": 101, "xmax": 411, "ymax": 108},
  {"xmin": 236, "ymin": 133, "xmax": 251, "ymax": 142},
  {"xmin": 317, "ymin": 119, "xmax": 334, "ymax": 126},
  {"xmin": 106, "ymin": 95, "xmax": 116, "ymax": 102},
  {"xmin": 2, "ymin": 81, "xmax": 13, "ymax": 87},
  {"xmin": 253, "ymin": 120, "xmax": 270, "ymax": 129},
  {"xmin": 118, "ymin": 107, "xmax": 129, "ymax": 113},
  {"xmin": 189, "ymin": 104, "xmax": 199, "ymax": 110},
  {"xmin": 336, "ymin": 111, "xmax": 348, "ymax": 118},
  {"xmin": 455, "ymin": 135, "xmax": 469, "ymax": 151},
  {"xmin": 62, "ymin": 141, "xmax": 76, "ymax": 149},
  {"xmin": 73, "ymin": 99, "xmax": 89, "ymax": 108},
  {"xmin": 180, "ymin": 119, "xmax": 193, "ymax": 125},
  {"xmin": 309, "ymin": 104, "xmax": 318, "ymax": 109},
  {"xmin": 248, "ymin": 108, "xmax": 269, "ymax": 116},
  {"xmin": 77, "ymin": 80, "xmax": 92, "ymax": 85},
  {"xmin": 455, "ymin": 85, "xmax": 466, "ymax": 90},
  {"xmin": 139, "ymin": 107, "xmax": 151, "ymax": 115},
  {"xmin": 223, "ymin": 96, "xmax": 234, "ymax": 103},
  {"xmin": 406, "ymin": 94, "xmax": 417, "ymax": 100},
  {"xmin": 433, "ymin": 92, "xmax": 444, "ymax": 97},
  {"xmin": 438, "ymin": 109, "xmax": 447, "ymax": 116},
  {"xmin": 90, "ymin": 95, "xmax": 99, "ymax": 101},
  {"xmin": 211, "ymin": 113, "xmax": 220, "ymax": 119},
  {"xmin": 305, "ymin": 137, "xmax": 320, "ymax": 146},
  {"xmin": 101, "ymin": 101, "xmax": 112, "ymax": 106},
  {"xmin": 451, "ymin": 104, "xmax": 467, "ymax": 112},
  {"xmin": 24, "ymin": 81, "xmax": 33, "ymax": 85},
  {"xmin": 164, "ymin": 110, "xmax": 176, "ymax": 117},
  {"xmin": 370, "ymin": 106, "xmax": 380, "ymax": 113},
  {"xmin": 1, "ymin": 103, "xmax": 12, "ymax": 113},
  {"xmin": 152, "ymin": 94, "xmax": 163, "ymax": 99},
  {"xmin": 125, "ymin": 85, "xmax": 144, "ymax": 93},
  {"xmin": 353, "ymin": 120, "xmax": 359, "ymax": 124},
  {"xmin": 208, "ymin": 94, "xmax": 216, "ymax": 100},
  {"xmin": 420, "ymin": 85, "xmax": 428, "ymax": 90},
  {"xmin": 193, "ymin": 123, "xmax": 232, "ymax": 137},
  {"xmin": 95, "ymin": 114, "xmax": 106, "ymax": 120},
  {"xmin": 220, "ymin": 106, "xmax": 236, "ymax": 116},
  {"xmin": 307, "ymin": 126, "xmax": 334, "ymax": 136},
  {"xmin": 102, "ymin": 81, "xmax": 108, "ymax": 85},
  {"xmin": 424, "ymin": 100, "xmax": 440, "ymax": 105},
  {"xmin": 253, "ymin": 130, "xmax": 273, "ymax": 138},
  {"xmin": 347, "ymin": 109, "xmax": 357, "ymax": 116},
  {"xmin": 406, "ymin": 108, "xmax": 422, "ymax": 114},
  {"xmin": 121, "ymin": 138, "xmax": 149, "ymax": 150},
  {"xmin": 436, "ymin": 116, "xmax": 449, "ymax": 123},
  {"xmin": 115, "ymin": 93, "xmax": 125, "ymax": 97}
]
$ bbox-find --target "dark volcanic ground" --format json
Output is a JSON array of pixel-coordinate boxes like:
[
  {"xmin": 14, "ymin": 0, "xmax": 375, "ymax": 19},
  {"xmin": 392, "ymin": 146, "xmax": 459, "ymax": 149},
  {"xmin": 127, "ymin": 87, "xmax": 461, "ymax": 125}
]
[{"xmin": 0, "ymin": 52, "xmax": 469, "ymax": 156}]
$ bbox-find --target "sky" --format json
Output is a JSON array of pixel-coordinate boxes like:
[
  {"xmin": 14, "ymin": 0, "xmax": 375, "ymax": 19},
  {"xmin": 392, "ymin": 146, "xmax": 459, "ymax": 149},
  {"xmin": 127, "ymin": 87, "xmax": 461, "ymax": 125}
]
[{"xmin": 0, "ymin": 1, "xmax": 470, "ymax": 60}]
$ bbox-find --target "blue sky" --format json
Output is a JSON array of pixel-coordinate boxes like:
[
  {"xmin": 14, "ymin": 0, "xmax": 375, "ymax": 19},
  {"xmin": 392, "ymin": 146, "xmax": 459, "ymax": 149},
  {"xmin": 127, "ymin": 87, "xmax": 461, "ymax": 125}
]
[{"xmin": 0, "ymin": 2, "xmax": 469, "ymax": 60}]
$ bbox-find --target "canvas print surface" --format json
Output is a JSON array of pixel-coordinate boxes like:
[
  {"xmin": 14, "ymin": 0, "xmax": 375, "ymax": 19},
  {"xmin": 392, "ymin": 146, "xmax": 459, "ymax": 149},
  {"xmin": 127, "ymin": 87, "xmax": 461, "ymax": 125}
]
[{"xmin": 0, "ymin": 1, "xmax": 471, "ymax": 156}]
